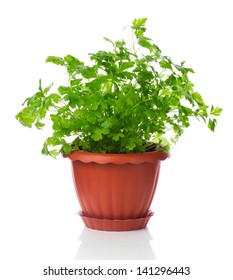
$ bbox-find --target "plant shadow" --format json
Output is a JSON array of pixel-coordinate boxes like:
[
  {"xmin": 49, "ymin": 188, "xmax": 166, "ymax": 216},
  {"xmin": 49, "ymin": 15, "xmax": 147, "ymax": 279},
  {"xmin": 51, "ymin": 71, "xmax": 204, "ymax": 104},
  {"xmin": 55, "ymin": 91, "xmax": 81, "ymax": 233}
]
[{"xmin": 75, "ymin": 227, "xmax": 156, "ymax": 260}]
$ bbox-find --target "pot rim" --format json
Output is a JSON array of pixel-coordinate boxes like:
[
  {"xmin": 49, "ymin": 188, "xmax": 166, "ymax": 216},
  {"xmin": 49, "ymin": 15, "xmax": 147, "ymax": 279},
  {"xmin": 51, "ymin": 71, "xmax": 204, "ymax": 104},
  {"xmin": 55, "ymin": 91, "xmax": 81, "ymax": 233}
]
[{"xmin": 63, "ymin": 150, "xmax": 170, "ymax": 164}]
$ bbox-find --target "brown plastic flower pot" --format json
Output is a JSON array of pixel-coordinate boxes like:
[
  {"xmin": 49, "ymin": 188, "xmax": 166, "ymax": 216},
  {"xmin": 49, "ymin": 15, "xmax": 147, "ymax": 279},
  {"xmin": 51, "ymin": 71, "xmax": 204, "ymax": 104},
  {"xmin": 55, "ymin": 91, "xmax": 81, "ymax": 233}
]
[{"xmin": 64, "ymin": 151, "xmax": 170, "ymax": 231}]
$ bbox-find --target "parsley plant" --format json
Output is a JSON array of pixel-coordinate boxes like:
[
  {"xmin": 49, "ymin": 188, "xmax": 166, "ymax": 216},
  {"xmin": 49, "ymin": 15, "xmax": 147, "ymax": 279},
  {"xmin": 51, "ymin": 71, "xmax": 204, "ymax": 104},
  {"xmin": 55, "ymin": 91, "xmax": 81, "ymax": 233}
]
[{"xmin": 16, "ymin": 18, "xmax": 222, "ymax": 157}]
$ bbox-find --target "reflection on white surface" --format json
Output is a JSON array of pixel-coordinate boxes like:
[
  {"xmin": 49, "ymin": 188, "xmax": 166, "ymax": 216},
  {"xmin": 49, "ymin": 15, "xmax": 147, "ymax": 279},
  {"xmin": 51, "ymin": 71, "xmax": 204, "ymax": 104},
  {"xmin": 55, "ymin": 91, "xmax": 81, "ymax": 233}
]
[{"xmin": 75, "ymin": 227, "xmax": 156, "ymax": 260}]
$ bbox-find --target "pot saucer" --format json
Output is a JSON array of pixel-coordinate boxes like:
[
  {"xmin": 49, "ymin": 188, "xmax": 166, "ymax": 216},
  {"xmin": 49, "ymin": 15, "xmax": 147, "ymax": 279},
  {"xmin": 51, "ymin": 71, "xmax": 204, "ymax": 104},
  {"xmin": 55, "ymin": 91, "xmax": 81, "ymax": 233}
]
[{"xmin": 78, "ymin": 211, "xmax": 154, "ymax": 231}]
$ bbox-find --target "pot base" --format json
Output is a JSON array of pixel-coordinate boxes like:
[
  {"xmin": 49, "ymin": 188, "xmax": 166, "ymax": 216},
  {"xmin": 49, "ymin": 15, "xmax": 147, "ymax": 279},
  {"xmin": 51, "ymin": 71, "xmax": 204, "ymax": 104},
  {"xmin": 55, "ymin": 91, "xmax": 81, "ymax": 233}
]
[{"xmin": 78, "ymin": 211, "xmax": 154, "ymax": 231}]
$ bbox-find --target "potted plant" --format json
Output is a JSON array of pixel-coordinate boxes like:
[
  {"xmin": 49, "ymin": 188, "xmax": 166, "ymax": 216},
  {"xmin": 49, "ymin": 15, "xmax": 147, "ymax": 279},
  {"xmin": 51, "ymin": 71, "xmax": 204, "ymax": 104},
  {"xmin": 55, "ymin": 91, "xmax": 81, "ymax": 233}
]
[{"xmin": 15, "ymin": 18, "xmax": 222, "ymax": 231}]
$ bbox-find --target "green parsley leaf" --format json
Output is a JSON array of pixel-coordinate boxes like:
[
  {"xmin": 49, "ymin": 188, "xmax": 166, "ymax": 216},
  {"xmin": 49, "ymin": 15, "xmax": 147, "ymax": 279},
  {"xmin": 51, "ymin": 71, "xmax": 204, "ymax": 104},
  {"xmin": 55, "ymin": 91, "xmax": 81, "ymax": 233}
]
[
  {"xmin": 208, "ymin": 118, "xmax": 217, "ymax": 132},
  {"xmin": 46, "ymin": 56, "xmax": 64, "ymax": 66},
  {"xmin": 132, "ymin": 18, "xmax": 147, "ymax": 28},
  {"xmin": 210, "ymin": 106, "xmax": 223, "ymax": 116},
  {"xmin": 62, "ymin": 143, "xmax": 72, "ymax": 155},
  {"xmin": 193, "ymin": 92, "xmax": 204, "ymax": 105}
]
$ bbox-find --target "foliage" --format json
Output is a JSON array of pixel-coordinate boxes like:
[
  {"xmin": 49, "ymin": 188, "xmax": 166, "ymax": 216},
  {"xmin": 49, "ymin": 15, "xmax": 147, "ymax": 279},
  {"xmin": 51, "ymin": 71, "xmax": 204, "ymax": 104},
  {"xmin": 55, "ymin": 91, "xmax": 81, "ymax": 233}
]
[{"xmin": 16, "ymin": 18, "xmax": 222, "ymax": 157}]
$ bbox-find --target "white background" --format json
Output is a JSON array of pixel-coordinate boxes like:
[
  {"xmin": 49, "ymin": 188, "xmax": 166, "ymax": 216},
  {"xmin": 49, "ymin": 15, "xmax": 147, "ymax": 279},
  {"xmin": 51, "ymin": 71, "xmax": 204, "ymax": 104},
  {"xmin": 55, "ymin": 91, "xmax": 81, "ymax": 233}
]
[{"xmin": 0, "ymin": 0, "xmax": 232, "ymax": 279}]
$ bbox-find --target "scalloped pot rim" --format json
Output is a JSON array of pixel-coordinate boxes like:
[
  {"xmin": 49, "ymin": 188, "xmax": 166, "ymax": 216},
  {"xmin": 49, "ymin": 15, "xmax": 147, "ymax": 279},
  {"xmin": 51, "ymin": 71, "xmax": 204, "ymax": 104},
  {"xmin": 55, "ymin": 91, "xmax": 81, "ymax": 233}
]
[{"xmin": 63, "ymin": 150, "xmax": 170, "ymax": 164}]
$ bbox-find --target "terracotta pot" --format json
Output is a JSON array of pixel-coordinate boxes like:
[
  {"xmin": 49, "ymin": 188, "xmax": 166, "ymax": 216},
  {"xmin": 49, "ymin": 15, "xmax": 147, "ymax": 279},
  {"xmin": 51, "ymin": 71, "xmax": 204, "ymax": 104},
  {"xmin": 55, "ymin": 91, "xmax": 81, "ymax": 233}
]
[{"xmin": 64, "ymin": 151, "xmax": 170, "ymax": 231}]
